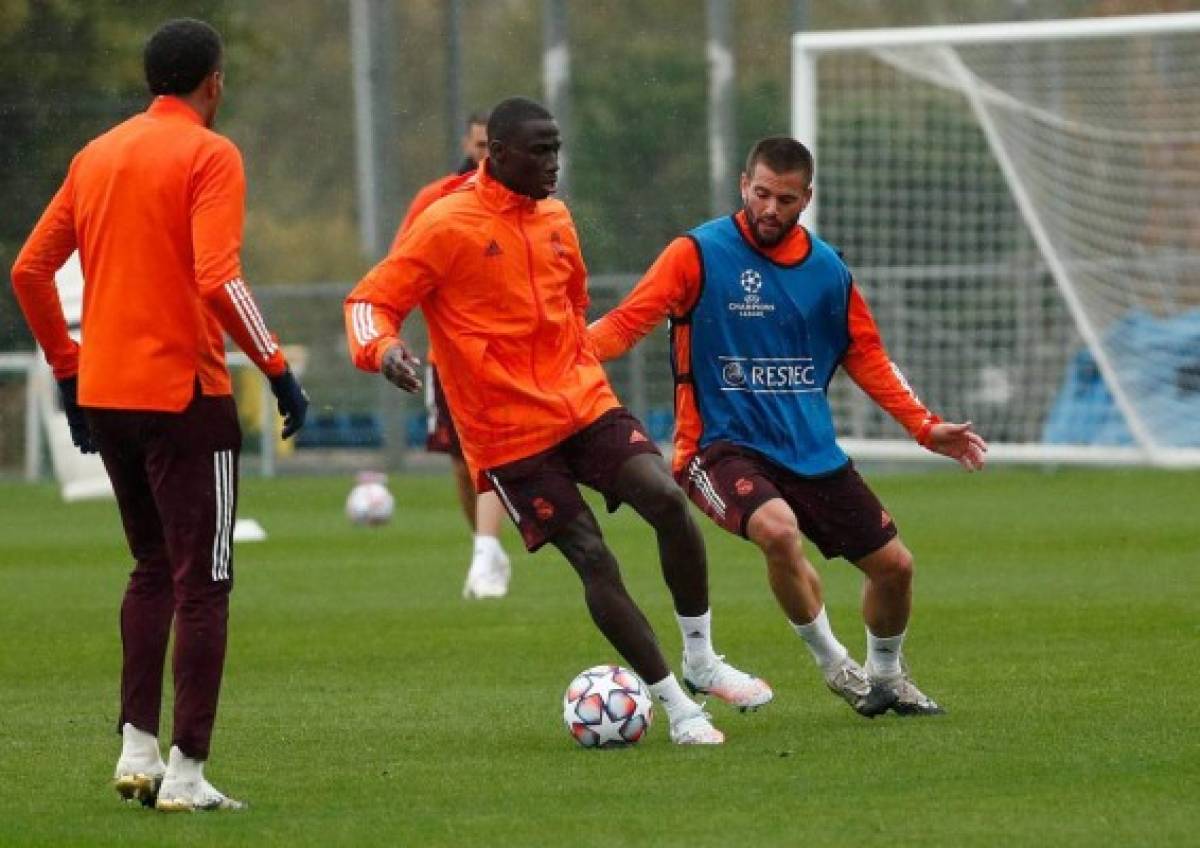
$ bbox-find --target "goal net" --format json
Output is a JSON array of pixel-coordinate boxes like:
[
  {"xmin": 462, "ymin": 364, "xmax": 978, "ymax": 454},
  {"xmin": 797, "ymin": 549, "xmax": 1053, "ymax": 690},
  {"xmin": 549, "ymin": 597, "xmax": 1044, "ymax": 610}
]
[{"xmin": 793, "ymin": 13, "xmax": 1200, "ymax": 466}]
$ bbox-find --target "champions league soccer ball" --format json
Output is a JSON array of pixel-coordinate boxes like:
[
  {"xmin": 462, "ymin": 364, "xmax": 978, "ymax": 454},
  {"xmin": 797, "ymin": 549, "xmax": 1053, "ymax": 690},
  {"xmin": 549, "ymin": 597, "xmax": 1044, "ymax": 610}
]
[
  {"xmin": 345, "ymin": 473, "xmax": 395, "ymax": 526},
  {"xmin": 562, "ymin": 665, "xmax": 654, "ymax": 748}
]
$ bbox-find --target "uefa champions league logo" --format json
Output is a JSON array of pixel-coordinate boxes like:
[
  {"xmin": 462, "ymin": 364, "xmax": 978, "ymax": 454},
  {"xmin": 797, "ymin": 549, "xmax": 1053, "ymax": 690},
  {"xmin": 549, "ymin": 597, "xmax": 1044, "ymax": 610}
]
[
  {"xmin": 729, "ymin": 268, "xmax": 774, "ymax": 318},
  {"xmin": 739, "ymin": 269, "xmax": 763, "ymax": 297}
]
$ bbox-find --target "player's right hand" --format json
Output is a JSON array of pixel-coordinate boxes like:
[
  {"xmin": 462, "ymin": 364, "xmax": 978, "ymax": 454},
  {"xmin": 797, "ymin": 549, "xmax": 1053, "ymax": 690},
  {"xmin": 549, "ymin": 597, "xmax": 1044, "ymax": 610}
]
[
  {"xmin": 381, "ymin": 342, "xmax": 422, "ymax": 393},
  {"xmin": 56, "ymin": 376, "xmax": 98, "ymax": 454}
]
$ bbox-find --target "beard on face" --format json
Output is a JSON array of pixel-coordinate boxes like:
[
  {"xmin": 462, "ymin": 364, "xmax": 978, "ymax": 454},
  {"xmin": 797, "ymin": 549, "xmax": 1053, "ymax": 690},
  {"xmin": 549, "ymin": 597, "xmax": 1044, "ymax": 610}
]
[{"xmin": 743, "ymin": 203, "xmax": 798, "ymax": 248}]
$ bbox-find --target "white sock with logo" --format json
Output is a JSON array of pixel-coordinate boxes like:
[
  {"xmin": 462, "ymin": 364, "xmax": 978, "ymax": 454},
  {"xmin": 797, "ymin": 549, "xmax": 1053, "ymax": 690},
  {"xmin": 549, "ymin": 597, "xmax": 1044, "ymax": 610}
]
[
  {"xmin": 866, "ymin": 628, "xmax": 905, "ymax": 679},
  {"xmin": 790, "ymin": 606, "xmax": 848, "ymax": 672},
  {"xmin": 676, "ymin": 609, "xmax": 718, "ymax": 670},
  {"xmin": 647, "ymin": 673, "xmax": 700, "ymax": 722}
]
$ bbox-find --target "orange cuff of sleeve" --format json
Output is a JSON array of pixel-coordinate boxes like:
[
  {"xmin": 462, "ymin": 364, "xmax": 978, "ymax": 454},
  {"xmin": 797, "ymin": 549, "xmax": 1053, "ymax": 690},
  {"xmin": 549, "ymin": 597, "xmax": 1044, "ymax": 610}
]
[
  {"xmin": 49, "ymin": 339, "xmax": 82, "ymax": 382},
  {"xmin": 262, "ymin": 345, "xmax": 288, "ymax": 378},
  {"xmin": 368, "ymin": 336, "xmax": 405, "ymax": 373},
  {"xmin": 915, "ymin": 415, "xmax": 943, "ymax": 447}
]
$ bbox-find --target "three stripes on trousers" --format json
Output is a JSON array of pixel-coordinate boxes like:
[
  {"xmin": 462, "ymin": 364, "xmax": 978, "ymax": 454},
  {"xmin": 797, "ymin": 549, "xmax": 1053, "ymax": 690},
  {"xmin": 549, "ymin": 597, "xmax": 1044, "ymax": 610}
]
[{"xmin": 211, "ymin": 449, "xmax": 234, "ymax": 581}]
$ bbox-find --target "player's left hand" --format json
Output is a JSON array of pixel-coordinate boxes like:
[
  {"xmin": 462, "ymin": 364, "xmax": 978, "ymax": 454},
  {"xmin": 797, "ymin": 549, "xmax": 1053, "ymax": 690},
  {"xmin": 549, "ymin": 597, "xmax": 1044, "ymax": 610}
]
[{"xmin": 926, "ymin": 421, "xmax": 988, "ymax": 471}]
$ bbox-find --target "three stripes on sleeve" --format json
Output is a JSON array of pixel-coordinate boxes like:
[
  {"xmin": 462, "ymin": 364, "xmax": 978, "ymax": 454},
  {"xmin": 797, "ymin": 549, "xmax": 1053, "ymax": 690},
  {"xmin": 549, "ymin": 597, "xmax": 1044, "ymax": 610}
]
[{"xmin": 224, "ymin": 278, "xmax": 278, "ymax": 359}]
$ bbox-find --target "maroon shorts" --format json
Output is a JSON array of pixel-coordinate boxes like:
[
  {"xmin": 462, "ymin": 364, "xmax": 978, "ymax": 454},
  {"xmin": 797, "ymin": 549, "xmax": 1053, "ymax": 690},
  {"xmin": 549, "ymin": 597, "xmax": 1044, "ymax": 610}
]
[
  {"xmin": 678, "ymin": 441, "xmax": 897, "ymax": 562},
  {"xmin": 424, "ymin": 365, "xmax": 463, "ymax": 458},
  {"xmin": 484, "ymin": 408, "xmax": 661, "ymax": 552}
]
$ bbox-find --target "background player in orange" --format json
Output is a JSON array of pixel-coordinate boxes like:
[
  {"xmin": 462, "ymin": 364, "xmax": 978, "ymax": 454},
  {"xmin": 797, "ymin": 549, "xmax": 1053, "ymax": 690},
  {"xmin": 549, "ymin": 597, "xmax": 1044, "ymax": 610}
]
[
  {"xmin": 391, "ymin": 109, "xmax": 512, "ymax": 600},
  {"xmin": 346, "ymin": 96, "xmax": 772, "ymax": 745},
  {"xmin": 394, "ymin": 110, "xmax": 488, "ymax": 237},
  {"xmin": 10, "ymin": 18, "xmax": 309, "ymax": 810},
  {"xmin": 590, "ymin": 137, "xmax": 988, "ymax": 718}
]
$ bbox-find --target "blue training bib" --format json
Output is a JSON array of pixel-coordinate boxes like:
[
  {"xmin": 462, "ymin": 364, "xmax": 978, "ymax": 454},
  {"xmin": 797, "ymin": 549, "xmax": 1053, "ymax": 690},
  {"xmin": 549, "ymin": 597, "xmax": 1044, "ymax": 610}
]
[{"xmin": 681, "ymin": 215, "xmax": 851, "ymax": 477}]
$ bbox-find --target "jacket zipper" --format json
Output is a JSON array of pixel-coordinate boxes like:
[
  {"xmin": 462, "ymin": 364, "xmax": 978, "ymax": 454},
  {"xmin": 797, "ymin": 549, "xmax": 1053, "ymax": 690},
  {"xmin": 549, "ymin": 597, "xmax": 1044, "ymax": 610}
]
[{"xmin": 516, "ymin": 204, "xmax": 575, "ymax": 426}]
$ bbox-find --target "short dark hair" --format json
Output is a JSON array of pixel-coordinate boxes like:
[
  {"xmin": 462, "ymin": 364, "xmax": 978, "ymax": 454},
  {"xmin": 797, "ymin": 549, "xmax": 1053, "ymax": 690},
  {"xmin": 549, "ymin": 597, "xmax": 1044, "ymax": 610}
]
[
  {"xmin": 144, "ymin": 18, "xmax": 223, "ymax": 96},
  {"xmin": 465, "ymin": 109, "xmax": 491, "ymax": 130},
  {"xmin": 745, "ymin": 137, "xmax": 814, "ymax": 183},
  {"xmin": 487, "ymin": 97, "xmax": 552, "ymax": 145}
]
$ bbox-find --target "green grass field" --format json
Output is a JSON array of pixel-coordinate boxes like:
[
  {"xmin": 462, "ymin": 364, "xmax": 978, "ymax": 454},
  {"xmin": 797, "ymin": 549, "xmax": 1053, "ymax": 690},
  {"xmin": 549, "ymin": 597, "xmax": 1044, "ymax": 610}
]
[{"xmin": 1, "ymin": 467, "xmax": 1197, "ymax": 846}]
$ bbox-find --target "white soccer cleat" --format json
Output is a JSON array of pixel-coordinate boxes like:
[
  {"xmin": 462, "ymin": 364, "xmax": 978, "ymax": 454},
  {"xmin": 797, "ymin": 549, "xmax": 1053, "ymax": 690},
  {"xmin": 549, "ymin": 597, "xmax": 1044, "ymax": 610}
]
[
  {"xmin": 155, "ymin": 777, "xmax": 244, "ymax": 813},
  {"xmin": 668, "ymin": 705, "xmax": 725, "ymax": 746},
  {"xmin": 113, "ymin": 722, "xmax": 166, "ymax": 807},
  {"xmin": 681, "ymin": 654, "xmax": 774, "ymax": 712},
  {"xmin": 154, "ymin": 746, "xmax": 244, "ymax": 812},
  {"xmin": 462, "ymin": 548, "xmax": 511, "ymax": 600},
  {"xmin": 824, "ymin": 654, "xmax": 898, "ymax": 718},
  {"xmin": 866, "ymin": 659, "xmax": 945, "ymax": 716}
]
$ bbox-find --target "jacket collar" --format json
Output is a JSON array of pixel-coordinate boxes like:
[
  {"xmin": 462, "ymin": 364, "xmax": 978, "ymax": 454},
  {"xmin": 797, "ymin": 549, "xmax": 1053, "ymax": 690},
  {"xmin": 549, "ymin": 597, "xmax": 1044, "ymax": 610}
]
[
  {"xmin": 733, "ymin": 209, "xmax": 811, "ymax": 264},
  {"xmin": 146, "ymin": 96, "xmax": 205, "ymax": 125},
  {"xmin": 475, "ymin": 160, "xmax": 539, "ymax": 213}
]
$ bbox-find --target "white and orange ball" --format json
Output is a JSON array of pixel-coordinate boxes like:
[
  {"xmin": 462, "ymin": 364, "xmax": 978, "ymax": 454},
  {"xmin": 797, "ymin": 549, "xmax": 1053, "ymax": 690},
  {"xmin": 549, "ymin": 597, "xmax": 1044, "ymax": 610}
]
[{"xmin": 562, "ymin": 664, "xmax": 653, "ymax": 748}]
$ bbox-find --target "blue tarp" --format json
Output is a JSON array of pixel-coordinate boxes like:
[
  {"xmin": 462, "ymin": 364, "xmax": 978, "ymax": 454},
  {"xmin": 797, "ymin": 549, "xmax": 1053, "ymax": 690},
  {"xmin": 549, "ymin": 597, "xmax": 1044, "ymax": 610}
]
[{"xmin": 1043, "ymin": 308, "xmax": 1200, "ymax": 447}]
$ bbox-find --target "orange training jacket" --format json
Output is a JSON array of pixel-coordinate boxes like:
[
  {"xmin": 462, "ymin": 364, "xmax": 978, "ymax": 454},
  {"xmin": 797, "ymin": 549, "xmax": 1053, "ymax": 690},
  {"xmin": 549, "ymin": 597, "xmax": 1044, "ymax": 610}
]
[
  {"xmin": 588, "ymin": 210, "xmax": 939, "ymax": 475},
  {"xmin": 11, "ymin": 96, "xmax": 287, "ymax": 411},
  {"xmin": 345, "ymin": 162, "xmax": 620, "ymax": 483}
]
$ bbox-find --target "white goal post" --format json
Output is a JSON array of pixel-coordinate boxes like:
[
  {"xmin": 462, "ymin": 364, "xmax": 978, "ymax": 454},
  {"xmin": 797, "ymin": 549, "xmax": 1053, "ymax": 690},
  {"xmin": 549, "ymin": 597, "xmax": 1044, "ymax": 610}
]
[{"xmin": 793, "ymin": 13, "xmax": 1200, "ymax": 467}]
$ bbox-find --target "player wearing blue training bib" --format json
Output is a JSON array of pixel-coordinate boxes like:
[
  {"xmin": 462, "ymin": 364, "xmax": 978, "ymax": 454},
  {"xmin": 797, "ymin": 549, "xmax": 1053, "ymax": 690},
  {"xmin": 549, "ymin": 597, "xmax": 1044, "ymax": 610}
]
[{"xmin": 591, "ymin": 136, "xmax": 988, "ymax": 718}]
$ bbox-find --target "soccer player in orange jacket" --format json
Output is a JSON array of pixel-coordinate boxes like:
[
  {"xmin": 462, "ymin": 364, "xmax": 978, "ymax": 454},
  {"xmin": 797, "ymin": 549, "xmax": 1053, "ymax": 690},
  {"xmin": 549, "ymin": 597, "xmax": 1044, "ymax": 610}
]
[
  {"xmin": 346, "ymin": 97, "xmax": 772, "ymax": 745},
  {"xmin": 11, "ymin": 19, "xmax": 308, "ymax": 809},
  {"xmin": 390, "ymin": 109, "xmax": 513, "ymax": 600},
  {"xmin": 589, "ymin": 137, "xmax": 988, "ymax": 718}
]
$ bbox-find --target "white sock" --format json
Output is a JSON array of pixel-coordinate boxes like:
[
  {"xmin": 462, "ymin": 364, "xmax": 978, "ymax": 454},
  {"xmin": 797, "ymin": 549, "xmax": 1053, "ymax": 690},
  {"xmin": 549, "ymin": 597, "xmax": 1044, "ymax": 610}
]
[
  {"xmin": 676, "ymin": 609, "xmax": 718, "ymax": 669},
  {"xmin": 866, "ymin": 628, "xmax": 905, "ymax": 679},
  {"xmin": 790, "ymin": 607, "xmax": 848, "ymax": 671},
  {"xmin": 647, "ymin": 673, "xmax": 698, "ymax": 721},
  {"xmin": 119, "ymin": 722, "xmax": 162, "ymax": 766},
  {"xmin": 472, "ymin": 534, "xmax": 503, "ymax": 561},
  {"xmin": 165, "ymin": 745, "xmax": 204, "ymax": 782}
]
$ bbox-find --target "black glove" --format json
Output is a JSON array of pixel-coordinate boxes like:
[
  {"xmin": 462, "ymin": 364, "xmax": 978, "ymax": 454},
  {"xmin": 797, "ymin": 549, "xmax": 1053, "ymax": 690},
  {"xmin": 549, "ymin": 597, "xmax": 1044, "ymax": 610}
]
[
  {"xmin": 57, "ymin": 376, "xmax": 98, "ymax": 454},
  {"xmin": 269, "ymin": 367, "xmax": 310, "ymax": 440}
]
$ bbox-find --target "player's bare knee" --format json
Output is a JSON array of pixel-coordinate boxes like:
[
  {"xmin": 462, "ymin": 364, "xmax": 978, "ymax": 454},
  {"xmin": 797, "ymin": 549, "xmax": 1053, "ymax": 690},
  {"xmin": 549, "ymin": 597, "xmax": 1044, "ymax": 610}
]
[
  {"xmin": 615, "ymin": 454, "xmax": 686, "ymax": 527},
  {"xmin": 555, "ymin": 522, "xmax": 620, "ymax": 585},
  {"xmin": 640, "ymin": 482, "xmax": 690, "ymax": 530},
  {"xmin": 870, "ymin": 543, "xmax": 914, "ymax": 588},
  {"xmin": 751, "ymin": 511, "xmax": 802, "ymax": 561}
]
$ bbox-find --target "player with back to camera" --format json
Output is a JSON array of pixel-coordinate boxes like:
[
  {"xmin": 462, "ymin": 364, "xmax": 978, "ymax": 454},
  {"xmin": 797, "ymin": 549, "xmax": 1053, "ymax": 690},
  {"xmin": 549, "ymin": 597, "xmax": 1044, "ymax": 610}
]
[
  {"xmin": 589, "ymin": 136, "xmax": 988, "ymax": 717},
  {"xmin": 10, "ymin": 18, "xmax": 309, "ymax": 809},
  {"xmin": 345, "ymin": 96, "xmax": 774, "ymax": 745},
  {"xmin": 387, "ymin": 109, "xmax": 513, "ymax": 600}
]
